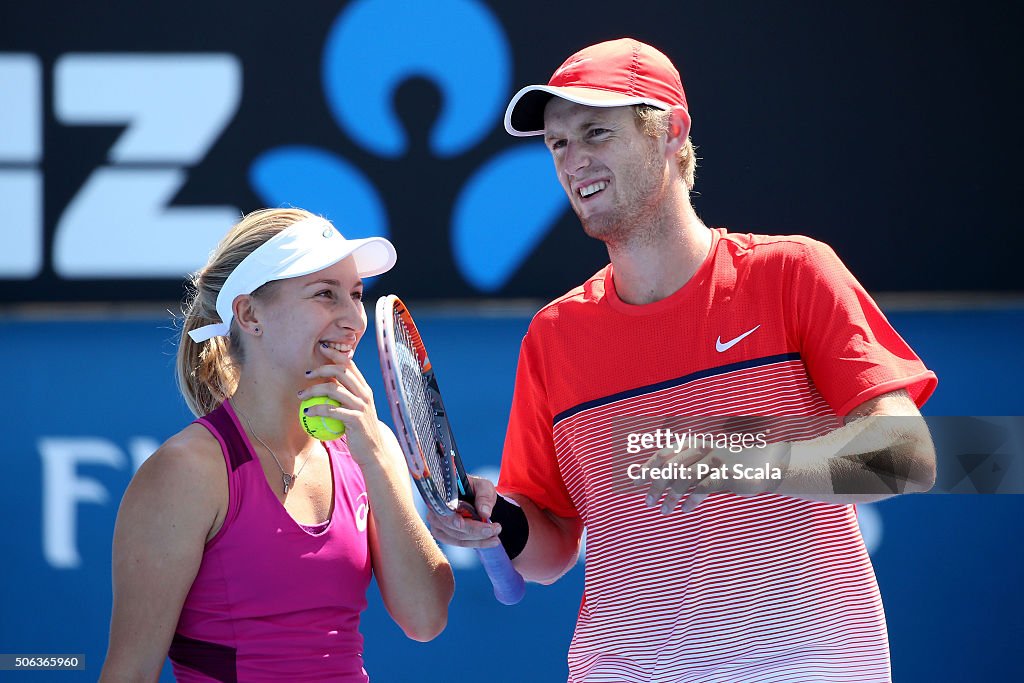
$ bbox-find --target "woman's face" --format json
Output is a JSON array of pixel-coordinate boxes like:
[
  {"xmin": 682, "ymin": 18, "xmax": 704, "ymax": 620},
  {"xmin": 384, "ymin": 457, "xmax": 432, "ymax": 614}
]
[{"xmin": 250, "ymin": 256, "xmax": 367, "ymax": 374}]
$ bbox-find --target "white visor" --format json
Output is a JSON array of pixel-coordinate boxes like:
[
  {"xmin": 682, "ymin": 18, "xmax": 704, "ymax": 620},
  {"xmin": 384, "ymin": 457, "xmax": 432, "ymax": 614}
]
[{"xmin": 188, "ymin": 217, "xmax": 397, "ymax": 343}]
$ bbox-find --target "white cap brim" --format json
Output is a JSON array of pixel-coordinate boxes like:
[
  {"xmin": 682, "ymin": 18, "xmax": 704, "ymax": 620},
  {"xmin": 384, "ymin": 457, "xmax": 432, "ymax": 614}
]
[{"xmin": 504, "ymin": 85, "xmax": 673, "ymax": 137}]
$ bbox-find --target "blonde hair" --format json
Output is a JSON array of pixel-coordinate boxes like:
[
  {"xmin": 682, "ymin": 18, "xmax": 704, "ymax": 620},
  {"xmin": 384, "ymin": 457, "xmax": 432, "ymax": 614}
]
[
  {"xmin": 634, "ymin": 105, "xmax": 698, "ymax": 190},
  {"xmin": 176, "ymin": 207, "xmax": 316, "ymax": 416}
]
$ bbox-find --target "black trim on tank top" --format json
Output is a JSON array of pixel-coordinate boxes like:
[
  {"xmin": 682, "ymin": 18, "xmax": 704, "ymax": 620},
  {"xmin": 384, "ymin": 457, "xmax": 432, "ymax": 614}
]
[
  {"xmin": 169, "ymin": 631, "xmax": 238, "ymax": 683},
  {"xmin": 202, "ymin": 403, "xmax": 253, "ymax": 471}
]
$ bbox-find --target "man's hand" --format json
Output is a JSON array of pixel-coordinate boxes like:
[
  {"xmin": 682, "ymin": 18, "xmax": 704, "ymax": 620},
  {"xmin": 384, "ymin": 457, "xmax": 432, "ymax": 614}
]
[
  {"xmin": 426, "ymin": 475, "xmax": 503, "ymax": 548},
  {"xmin": 633, "ymin": 391, "xmax": 936, "ymax": 513},
  {"xmin": 634, "ymin": 441, "xmax": 791, "ymax": 514}
]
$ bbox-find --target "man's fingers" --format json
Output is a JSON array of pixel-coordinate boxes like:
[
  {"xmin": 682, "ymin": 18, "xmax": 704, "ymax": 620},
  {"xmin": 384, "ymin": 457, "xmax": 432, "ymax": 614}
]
[
  {"xmin": 679, "ymin": 475, "xmax": 718, "ymax": 514},
  {"xmin": 634, "ymin": 447, "xmax": 710, "ymax": 488},
  {"xmin": 468, "ymin": 476, "xmax": 498, "ymax": 518},
  {"xmin": 643, "ymin": 475, "xmax": 673, "ymax": 507},
  {"xmin": 659, "ymin": 483, "xmax": 694, "ymax": 514},
  {"xmin": 638, "ymin": 447, "xmax": 713, "ymax": 507},
  {"xmin": 425, "ymin": 509, "xmax": 501, "ymax": 546},
  {"xmin": 679, "ymin": 491, "xmax": 711, "ymax": 514},
  {"xmin": 430, "ymin": 529, "xmax": 502, "ymax": 548}
]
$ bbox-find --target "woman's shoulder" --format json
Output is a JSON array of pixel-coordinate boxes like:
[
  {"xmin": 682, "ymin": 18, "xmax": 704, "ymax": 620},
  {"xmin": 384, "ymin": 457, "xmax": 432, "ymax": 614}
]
[
  {"xmin": 116, "ymin": 421, "xmax": 229, "ymax": 545},
  {"xmin": 130, "ymin": 422, "xmax": 227, "ymax": 502},
  {"xmin": 154, "ymin": 421, "xmax": 224, "ymax": 469}
]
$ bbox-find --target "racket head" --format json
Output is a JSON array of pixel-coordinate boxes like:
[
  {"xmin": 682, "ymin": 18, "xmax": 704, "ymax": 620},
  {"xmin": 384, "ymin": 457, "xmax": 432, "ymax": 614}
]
[
  {"xmin": 375, "ymin": 295, "xmax": 527, "ymax": 606},
  {"xmin": 375, "ymin": 294, "xmax": 459, "ymax": 518}
]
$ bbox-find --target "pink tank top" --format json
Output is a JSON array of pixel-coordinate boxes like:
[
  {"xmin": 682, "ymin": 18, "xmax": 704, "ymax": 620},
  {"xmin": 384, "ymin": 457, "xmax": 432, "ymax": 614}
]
[{"xmin": 170, "ymin": 401, "xmax": 372, "ymax": 682}]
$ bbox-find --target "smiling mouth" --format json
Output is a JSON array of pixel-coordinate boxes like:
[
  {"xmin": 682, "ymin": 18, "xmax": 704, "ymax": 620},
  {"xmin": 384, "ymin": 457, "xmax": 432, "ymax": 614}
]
[
  {"xmin": 320, "ymin": 340, "xmax": 353, "ymax": 354},
  {"xmin": 578, "ymin": 180, "xmax": 608, "ymax": 198}
]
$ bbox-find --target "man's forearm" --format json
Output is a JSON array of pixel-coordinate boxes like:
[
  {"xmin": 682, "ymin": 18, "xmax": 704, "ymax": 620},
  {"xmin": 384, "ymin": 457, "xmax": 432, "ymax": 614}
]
[
  {"xmin": 506, "ymin": 494, "xmax": 583, "ymax": 584},
  {"xmin": 777, "ymin": 414, "xmax": 936, "ymax": 504}
]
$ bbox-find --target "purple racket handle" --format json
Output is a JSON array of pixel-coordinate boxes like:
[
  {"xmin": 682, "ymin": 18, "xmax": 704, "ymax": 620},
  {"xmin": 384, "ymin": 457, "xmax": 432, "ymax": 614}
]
[
  {"xmin": 475, "ymin": 545, "xmax": 526, "ymax": 605},
  {"xmin": 455, "ymin": 500, "xmax": 526, "ymax": 605}
]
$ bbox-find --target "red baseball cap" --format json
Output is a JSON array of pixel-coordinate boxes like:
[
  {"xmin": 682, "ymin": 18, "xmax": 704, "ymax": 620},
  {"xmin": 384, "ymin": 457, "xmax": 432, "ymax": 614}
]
[{"xmin": 504, "ymin": 37, "xmax": 689, "ymax": 137}]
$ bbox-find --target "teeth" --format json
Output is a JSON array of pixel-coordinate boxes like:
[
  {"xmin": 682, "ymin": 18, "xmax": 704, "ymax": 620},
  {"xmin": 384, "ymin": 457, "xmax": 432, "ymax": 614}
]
[
  {"xmin": 324, "ymin": 341, "xmax": 352, "ymax": 352},
  {"xmin": 579, "ymin": 181, "xmax": 608, "ymax": 198}
]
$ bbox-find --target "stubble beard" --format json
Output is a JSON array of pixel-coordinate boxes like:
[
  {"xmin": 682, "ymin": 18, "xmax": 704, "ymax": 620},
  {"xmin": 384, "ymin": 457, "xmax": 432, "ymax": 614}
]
[{"xmin": 576, "ymin": 145, "xmax": 667, "ymax": 248}]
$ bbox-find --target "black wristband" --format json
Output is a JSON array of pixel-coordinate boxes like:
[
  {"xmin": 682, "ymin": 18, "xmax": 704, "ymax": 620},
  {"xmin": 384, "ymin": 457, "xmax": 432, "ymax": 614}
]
[{"xmin": 490, "ymin": 494, "xmax": 529, "ymax": 560}]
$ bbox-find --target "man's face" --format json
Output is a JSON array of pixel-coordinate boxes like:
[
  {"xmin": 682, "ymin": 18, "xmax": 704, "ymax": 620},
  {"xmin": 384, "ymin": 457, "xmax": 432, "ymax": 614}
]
[{"xmin": 542, "ymin": 99, "xmax": 667, "ymax": 242}]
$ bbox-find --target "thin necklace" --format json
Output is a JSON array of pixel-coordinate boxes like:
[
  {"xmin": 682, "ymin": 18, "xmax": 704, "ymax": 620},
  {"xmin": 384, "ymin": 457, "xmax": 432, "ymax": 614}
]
[{"xmin": 234, "ymin": 402, "xmax": 315, "ymax": 494}]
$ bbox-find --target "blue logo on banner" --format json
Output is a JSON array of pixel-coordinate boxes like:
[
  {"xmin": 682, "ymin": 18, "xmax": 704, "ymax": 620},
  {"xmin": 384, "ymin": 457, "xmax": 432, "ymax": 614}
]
[
  {"xmin": 322, "ymin": 0, "xmax": 509, "ymax": 159},
  {"xmin": 249, "ymin": 0, "xmax": 565, "ymax": 292}
]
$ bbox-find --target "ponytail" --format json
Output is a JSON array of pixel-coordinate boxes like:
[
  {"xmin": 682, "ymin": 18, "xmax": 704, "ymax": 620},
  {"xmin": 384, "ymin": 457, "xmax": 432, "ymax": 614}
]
[{"xmin": 174, "ymin": 207, "xmax": 314, "ymax": 416}]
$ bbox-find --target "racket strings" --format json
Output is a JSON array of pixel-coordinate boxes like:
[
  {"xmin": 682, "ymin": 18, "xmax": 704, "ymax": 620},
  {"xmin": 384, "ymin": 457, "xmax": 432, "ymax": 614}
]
[{"xmin": 392, "ymin": 313, "xmax": 457, "ymax": 505}]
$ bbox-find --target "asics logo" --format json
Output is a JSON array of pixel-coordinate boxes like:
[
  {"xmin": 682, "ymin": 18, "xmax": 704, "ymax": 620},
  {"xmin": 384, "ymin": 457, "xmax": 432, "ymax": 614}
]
[
  {"xmin": 715, "ymin": 325, "xmax": 761, "ymax": 353},
  {"xmin": 355, "ymin": 492, "xmax": 369, "ymax": 533}
]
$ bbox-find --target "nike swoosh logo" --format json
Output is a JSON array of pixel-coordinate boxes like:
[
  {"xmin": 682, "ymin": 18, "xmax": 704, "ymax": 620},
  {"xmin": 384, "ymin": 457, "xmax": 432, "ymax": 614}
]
[
  {"xmin": 553, "ymin": 57, "xmax": 591, "ymax": 77},
  {"xmin": 715, "ymin": 325, "xmax": 761, "ymax": 353}
]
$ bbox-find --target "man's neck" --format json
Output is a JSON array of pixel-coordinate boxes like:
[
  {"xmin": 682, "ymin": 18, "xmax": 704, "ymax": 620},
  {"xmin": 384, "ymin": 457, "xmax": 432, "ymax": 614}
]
[{"xmin": 605, "ymin": 198, "xmax": 712, "ymax": 306}]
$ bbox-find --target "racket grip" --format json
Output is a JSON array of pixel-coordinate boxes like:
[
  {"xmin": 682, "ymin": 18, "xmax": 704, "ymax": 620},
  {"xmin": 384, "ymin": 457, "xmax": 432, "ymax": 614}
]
[{"xmin": 475, "ymin": 545, "xmax": 526, "ymax": 605}]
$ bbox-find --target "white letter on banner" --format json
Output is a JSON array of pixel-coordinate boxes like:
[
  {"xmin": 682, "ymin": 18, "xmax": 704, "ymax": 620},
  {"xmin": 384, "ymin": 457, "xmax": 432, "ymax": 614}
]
[
  {"xmin": 0, "ymin": 54, "xmax": 43, "ymax": 278},
  {"xmin": 128, "ymin": 437, "xmax": 160, "ymax": 474},
  {"xmin": 52, "ymin": 54, "xmax": 241, "ymax": 277},
  {"xmin": 39, "ymin": 438, "xmax": 125, "ymax": 569}
]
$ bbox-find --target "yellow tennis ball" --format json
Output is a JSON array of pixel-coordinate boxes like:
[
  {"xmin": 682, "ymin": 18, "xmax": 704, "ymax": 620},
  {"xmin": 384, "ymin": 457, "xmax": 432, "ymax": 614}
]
[{"xmin": 300, "ymin": 397, "xmax": 346, "ymax": 440}]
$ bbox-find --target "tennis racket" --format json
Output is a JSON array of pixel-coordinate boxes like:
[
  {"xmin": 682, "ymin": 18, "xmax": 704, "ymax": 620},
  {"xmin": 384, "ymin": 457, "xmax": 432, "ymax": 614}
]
[{"xmin": 374, "ymin": 294, "xmax": 526, "ymax": 606}]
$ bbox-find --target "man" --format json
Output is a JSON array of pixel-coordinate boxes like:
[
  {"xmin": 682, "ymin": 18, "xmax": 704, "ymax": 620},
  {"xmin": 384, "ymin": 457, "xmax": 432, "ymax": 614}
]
[{"xmin": 430, "ymin": 38, "xmax": 937, "ymax": 682}]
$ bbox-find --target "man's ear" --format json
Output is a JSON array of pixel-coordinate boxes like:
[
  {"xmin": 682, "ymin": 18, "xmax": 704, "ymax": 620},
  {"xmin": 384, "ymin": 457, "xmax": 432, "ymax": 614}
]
[
  {"xmin": 233, "ymin": 294, "xmax": 261, "ymax": 336},
  {"xmin": 664, "ymin": 106, "xmax": 691, "ymax": 156}
]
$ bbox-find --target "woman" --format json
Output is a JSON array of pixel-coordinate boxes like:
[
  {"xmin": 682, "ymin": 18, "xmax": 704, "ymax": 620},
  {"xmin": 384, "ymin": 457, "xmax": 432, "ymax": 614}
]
[{"xmin": 100, "ymin": 208, "xmax": 454, "ymax": 681}]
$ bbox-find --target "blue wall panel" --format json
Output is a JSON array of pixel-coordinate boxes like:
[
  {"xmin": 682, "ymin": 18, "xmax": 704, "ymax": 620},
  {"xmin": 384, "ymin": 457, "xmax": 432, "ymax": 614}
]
[{"xmin": 1, "ymin": 308, "xmax": 1021, "ymax": 681}]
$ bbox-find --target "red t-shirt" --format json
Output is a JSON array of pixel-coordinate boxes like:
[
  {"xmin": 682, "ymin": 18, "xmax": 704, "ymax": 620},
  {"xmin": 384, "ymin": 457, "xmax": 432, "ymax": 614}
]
[{"xmin": 498, "ymin": 229, "xmax": 936, "ymax": 682}]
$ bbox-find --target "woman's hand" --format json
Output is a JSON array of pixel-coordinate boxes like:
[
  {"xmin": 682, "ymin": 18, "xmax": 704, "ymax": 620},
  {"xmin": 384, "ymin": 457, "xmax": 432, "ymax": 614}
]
[
  {"xmin": 297, "ymin": 343, "xmax": 454, "ymax": 640},
  {"xmin": 297, "ymin": 343, "xmax": 388, "ymax": 467}
]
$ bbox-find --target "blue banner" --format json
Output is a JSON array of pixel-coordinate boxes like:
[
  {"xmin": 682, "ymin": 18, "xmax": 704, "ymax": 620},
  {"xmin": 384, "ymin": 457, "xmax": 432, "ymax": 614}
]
[{"xmin": 2, "ymin": 307, "xmax": 1023, "ymax": 681}]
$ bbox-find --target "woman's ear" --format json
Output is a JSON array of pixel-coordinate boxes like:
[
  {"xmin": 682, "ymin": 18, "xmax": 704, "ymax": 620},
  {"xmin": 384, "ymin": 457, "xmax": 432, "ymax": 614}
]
[{"xmin": 233, "ymin": 294, "xmax": 261, "ymax": 336}]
